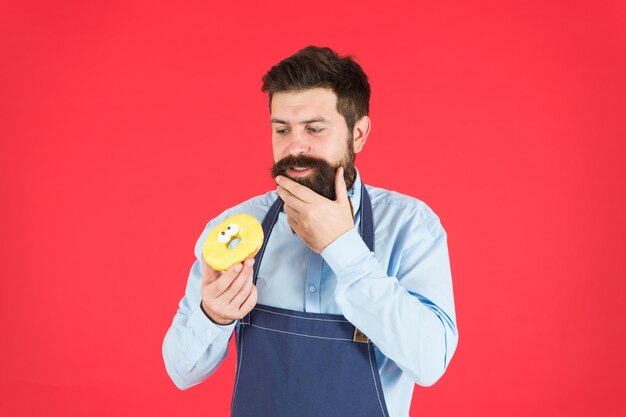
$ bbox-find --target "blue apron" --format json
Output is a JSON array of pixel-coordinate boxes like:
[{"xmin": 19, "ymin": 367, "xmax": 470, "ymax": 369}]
[{"xmin": 230, "ymin": 183, "xmax": 390, "ymax": 417}]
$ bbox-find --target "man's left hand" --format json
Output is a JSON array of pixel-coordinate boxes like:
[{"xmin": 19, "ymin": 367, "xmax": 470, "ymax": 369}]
[{"xmin": 276, "ymin": 167, "xmax": 354, "ymax": 253}]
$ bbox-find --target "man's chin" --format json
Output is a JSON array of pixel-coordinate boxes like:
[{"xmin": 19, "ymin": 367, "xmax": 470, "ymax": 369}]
[{"xmin": 287, "ymin": 175, "xmax": 316, "ymax": 188}]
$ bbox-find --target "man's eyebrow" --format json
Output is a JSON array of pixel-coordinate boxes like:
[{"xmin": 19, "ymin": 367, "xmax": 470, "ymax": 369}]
[{"xmin": 270, "ymin": 117, "xmax": 329, "ymax": 125}]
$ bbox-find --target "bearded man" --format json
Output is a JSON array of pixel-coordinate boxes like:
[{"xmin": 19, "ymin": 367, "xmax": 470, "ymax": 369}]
[{"xmin": 163, "ymin": 46, "xmax": 459, "ymax": 417}]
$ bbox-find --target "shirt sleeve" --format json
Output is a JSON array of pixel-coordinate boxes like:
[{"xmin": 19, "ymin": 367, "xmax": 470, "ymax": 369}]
[
  {"xmin": 162, "ymin": 230, "xmax": 237, "ymax": 390},
  {"xmin": 321, "ymin": 209, "xmax": 458, "ymax": 387}
]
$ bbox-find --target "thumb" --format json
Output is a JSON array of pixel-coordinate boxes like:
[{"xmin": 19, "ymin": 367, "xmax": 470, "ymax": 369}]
[{"xmin": 334, "ymin": 166, "xmax": 348, "ymax": 203}]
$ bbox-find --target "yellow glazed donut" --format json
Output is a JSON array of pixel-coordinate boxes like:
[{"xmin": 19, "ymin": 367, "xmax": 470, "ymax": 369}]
[{"xmin": 203, "ymin": 214, "xmax": 264, "ymax": 271}]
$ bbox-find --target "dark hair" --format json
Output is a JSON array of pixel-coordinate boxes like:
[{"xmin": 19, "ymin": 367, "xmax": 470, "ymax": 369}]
[{"xmin": 261, "ymin": 46, "xmax": 370, "ymax": 133}]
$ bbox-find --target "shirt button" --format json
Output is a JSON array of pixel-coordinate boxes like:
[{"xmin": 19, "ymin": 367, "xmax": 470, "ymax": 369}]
[
  {"xmin": 309, "ymin": 285, "xmax": 316, "ymax": 293},
  {"xmin": 206, "ymin": 328, "xmax": 214, "ymax": 336}
]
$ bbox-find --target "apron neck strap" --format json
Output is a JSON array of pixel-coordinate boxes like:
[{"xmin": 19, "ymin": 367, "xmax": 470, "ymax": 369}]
[{"xmin": 253, "ymin": 182, "xmax": 374, "ymax": 283}]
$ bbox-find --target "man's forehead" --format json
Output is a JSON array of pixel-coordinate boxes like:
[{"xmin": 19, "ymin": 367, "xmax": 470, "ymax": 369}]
[{"xmin": 270, "ymin": 88, "xmax": 339, "ymax": 122}]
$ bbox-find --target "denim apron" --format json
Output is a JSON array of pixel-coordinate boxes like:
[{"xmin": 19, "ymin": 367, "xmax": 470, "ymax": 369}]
[{"xmin": 230, "ymin": 183, "xmax": 390, "ymax": 417}]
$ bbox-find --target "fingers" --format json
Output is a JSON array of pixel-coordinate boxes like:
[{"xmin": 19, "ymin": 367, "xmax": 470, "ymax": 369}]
[
  {"xmin": 283, "ymin": 205, "xmax": 300, "ymax": 232},
  {"xmin": 229, "ymin": 266, "xmax": 255, "ymax": 307},
  {"xmin": 238, "ymin": 285, "xmax": 258, "ymax": 315},
  {"xmin": 201, "ymin": 258, "xmax": 257, "ymax": 323},
  {"xmin": 205, "ymin": 261, "xmax": 245, "ymax": 298},
  {"xmin": 275, "ymin": 175, "xmax": 318, "ymax": 203},
  {"xmin": 283, "ymin": 202, "xmax": 300, "ymax": 222},
  {"xmin": 276, "ymin": 186, "xmax": 306, "ymax": 213},
  {"xmin": 223, "ymin": 258, "xmax": 255, "ymax": 303}
]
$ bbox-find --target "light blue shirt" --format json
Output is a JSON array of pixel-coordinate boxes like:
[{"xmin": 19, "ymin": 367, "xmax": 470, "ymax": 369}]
[{"xmin": 163, "ymin": 169, "xmax": 458, "ymax": 417}]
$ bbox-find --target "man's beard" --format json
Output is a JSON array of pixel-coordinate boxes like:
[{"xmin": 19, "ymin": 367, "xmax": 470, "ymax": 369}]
[{"xmin": 271, "ymin": 139, "xmax": 357, "ymax": 201}]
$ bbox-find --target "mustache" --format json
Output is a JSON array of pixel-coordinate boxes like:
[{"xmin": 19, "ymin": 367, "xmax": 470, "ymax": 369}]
[{"xmin": 271, "ymin": 155, "xmax": 334, "ymax": 177}]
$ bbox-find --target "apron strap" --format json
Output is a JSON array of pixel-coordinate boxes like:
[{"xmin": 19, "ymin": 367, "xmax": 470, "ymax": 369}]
[
  {"xmin": 252, "ymin": 196, "xmax": 283, "ymax": 285},
  {"xmin": 360, "ymin": 182, "xmax": 374, "ymax": 252},
  {"xmin": 252, "ymin": 182, "xmax": 374, "ymax": 285}
]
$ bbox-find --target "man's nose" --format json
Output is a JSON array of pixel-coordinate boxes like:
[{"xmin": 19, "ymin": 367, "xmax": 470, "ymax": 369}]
[{"xmin": 285, "ymin": 130, "xmax": 310, "ymax": 156}]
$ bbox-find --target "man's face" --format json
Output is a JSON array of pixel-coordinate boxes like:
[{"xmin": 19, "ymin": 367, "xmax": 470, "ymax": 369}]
[{"xmin": 270, "ymin": 88, "xmax": 358, "ymax": 200}]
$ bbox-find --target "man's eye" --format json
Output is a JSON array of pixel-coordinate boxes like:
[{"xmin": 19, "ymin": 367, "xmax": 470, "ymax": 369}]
[
  {"xmin": 276, "ymin": 129, "xmax": 288, "ymax": 135},
  {"xmin": 307, "ymin": 127, "xmax": 323, "ymax": 133}
]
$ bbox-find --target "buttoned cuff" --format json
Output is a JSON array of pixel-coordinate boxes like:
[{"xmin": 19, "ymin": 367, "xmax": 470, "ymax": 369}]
[{"xmin": 321, "ymin": 228, "xmax": 373, "ymax": 280}]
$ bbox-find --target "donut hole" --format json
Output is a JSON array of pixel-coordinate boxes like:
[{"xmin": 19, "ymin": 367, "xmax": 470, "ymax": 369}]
[{"xmin": 228, "ymin": 237, "xmax": 242, "ymax": 249}]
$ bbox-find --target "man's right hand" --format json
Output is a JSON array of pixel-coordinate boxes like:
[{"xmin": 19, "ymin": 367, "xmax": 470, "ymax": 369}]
[{"xmin": 200, "ymin": 257, "xmax": 258, "ymax": 325}]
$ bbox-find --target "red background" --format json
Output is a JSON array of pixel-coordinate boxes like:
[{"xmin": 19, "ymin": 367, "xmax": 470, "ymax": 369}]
[{"xmin": 1, "ymin": 1, "xmax": 625, "ymax": 416}]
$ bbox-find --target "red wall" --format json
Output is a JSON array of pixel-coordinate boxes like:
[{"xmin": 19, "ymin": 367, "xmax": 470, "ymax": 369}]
[{"xmin": 1, "ymin": 1, "xmax": 625, "ymax": 416}]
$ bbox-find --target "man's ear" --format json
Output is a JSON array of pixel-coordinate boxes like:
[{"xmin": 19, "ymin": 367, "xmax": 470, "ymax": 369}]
[{"xmin": 352, "ymin": 116, "xmax": 371, "ymax": 154}]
